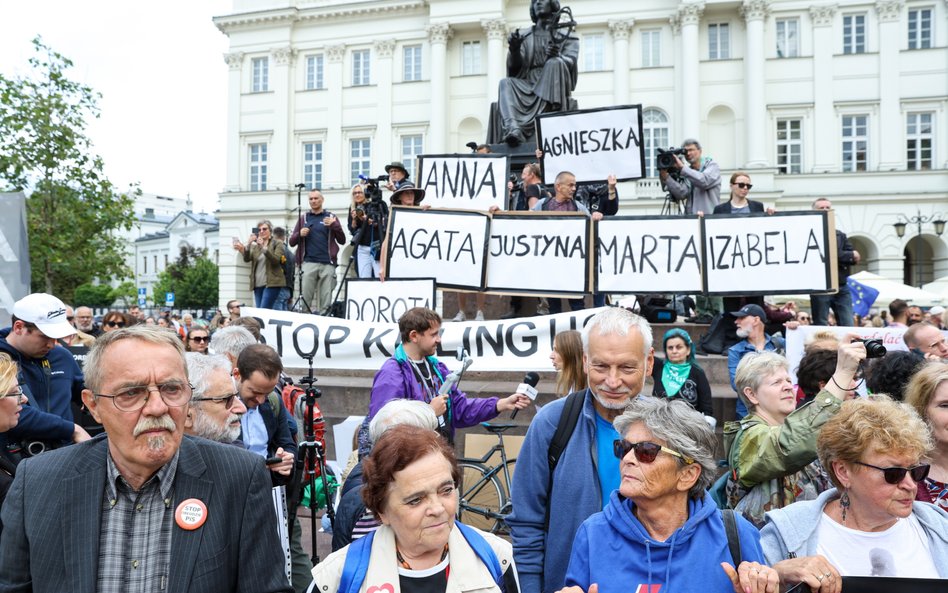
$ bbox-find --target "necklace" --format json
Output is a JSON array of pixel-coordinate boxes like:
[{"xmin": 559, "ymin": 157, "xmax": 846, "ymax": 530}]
[{"xmin": 396, "ymin": 544, "xmax": 449, "ymax": 570}]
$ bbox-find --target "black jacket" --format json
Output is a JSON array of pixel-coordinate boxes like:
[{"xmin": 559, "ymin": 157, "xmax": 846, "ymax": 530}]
[{"xmin": 712, "ymin": 199, "xmax": 765, "ymax": 214}]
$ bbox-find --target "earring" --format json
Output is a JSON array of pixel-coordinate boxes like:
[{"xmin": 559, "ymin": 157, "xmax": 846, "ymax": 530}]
[{"xmin": 839, "ymin": 490, "xmax": 850, "ymax": 523}]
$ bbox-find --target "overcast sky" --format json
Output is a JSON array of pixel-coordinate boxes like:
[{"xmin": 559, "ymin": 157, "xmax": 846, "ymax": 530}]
[{"xmin": 0, "ymin": 1, "xmax": 233, "ymax": 214}]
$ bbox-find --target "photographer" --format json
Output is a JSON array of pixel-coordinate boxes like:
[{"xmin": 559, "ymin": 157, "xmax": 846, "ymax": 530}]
[
  {"xmin": 383, "ymin": 161, "xmax": 411, "ymax": 192},
  {"xmin": 660, "ymin": 138, "xmax": 721, "ymax": 215},
  {"xmin": 289, "ymin": 189, "xmax": 346, "ymax": 314},
  {"xmin": 348, "ymin": 183, "xmax": 388, "ymax": 279}
]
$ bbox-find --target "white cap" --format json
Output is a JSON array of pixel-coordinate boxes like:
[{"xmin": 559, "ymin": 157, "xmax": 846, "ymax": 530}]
[
  {"xmin": 12, "ymin": 293, "xmax": 77, "ymax": 339},
  {"xmin": 930, "ymin": 305, "xmax": 945, "ymax": 316}
]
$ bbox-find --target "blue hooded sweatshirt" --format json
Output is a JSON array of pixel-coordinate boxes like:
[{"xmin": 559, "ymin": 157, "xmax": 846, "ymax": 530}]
[{"xmin": 565, "ymin": 490, "xmax": 765, "ymax": 593}]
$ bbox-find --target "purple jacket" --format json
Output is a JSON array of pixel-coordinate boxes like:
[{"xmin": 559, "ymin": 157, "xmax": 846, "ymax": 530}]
[{"xmin": 368, "ymin": 345, "xmax": 499, "ymax": 439}]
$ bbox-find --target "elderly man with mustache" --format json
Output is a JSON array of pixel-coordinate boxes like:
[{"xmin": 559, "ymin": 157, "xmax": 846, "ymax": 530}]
[
  {"xmin": 185, "ymin": 353, "xmax": 248, "ymax": 444},
  {"xmin": 0, "ymin": 325, "xmax": 292, "ymax": 593}
]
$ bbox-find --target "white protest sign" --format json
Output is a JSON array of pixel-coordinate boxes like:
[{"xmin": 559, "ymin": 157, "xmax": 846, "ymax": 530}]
[
  {"xmin": 345, "ymin": 278, "xmax": 437, "ymax": 322},
  {"xmin": 703, "ymin": 212, "xmax": 835, "ymax": 295},
  {"xmin": 486, "ymin": 213, "xmax": 590, "ymax": 296},
  {"xmin": 596, "ymin": 216, "xmax": 704, "ymax": 294},
  {"xmin": 536, "ymin": 105, "xmax": 645, "ymax": 184},
  {"xmin": 417, "ymin": 154, "xmax": 508, "ymax": 211},
  {"xmin": 245, "ymin": 306, "xmax": 608, "ymax": 372},
  {"xmin": 385, "ymin": 208, "xmax": 489, "ymax": 290}
]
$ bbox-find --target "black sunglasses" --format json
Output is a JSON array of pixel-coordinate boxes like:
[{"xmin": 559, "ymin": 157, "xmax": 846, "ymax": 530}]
[
  {"xmin": 734, "ymin": 182, "xmax": 753, "ymax": 190},
  {"xmin": 105, "ymin": 320, "xmax": 126, "ymax": 328},
  {"xmin": 613, "ymin": 439, "xmax": 694, "ymax": 464},
  {"xmin": 189, "ymin": 335, "xmax": 209, "ymax": 342},
  {"xmin": 855, "ymin": 461, "xmax": 930, "ymax": 485}
]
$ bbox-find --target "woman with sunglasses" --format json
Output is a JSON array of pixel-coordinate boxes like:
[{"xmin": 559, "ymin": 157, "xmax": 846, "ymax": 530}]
[
  {"xmin": 761, "ymin": 396, "xmax": 948, "ymax": 589},
  {"xmin": 723, "ymin": 341, "xmax": 865, "ymax": 528},
  {"xmin": 234, "ymin": 219, "xmax": 286, "ymax": 309},
  {"xmin": 713, "ymin": 172, "xmax": 770, "ymax": 215},
  {"xmin": 1, "ymin": 353, "xmax": 28, "ymax": 508},
  {"xmin": 905, "ymin": 362, "xmax": 948, "ymax": 511},
  {"xmin": 186, "ymin": 327, "xmax": 210, "ymax": 354},
  {"xmin": 559, "ymin": 396, "xmax": 779, "ymax": 593},
  {"xmin": 100, "ymin": 311, "xmax": 133, "ymax": 333}
]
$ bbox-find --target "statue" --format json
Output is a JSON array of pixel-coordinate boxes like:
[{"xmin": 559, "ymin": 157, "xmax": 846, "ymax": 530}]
[{"xmin": 496, "ymin": 0, "xmax": 579, "ymax": 146}]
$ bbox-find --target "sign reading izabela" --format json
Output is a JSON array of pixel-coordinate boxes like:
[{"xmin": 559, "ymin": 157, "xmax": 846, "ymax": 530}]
[
  {"xmin": 385, "ymin": 207, "xmax": 489, "ymax": 290},
  {"xmin": 416, "ymin": 153, "xmax": 508, "ymax": 211},
  {"xmin": 345, "ymin": 277, "xmax": 437, "ymax": 323},
  {"xmin": 486, "ymin": 213, "xmax": 589, "ymax": 296},
  {"xmin": 536, "ymin": 104, "xmax": 645, "ymax": 184}
]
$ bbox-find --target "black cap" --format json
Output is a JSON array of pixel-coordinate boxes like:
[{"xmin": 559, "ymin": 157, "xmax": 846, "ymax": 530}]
[{"xmin": 730, "ymin": 304, "xmax": 767, "ymax": 323}]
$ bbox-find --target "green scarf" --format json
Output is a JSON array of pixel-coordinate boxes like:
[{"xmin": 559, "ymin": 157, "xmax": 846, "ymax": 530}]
[{"xmin": 661, "ymin": 360, "xmax": 691, "ymax": 397}]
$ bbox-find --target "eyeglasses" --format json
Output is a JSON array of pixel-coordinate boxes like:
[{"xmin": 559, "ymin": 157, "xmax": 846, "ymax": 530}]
[
  {"xmin": 189, "ymin": 335, "xmax": 209, "ymax": 343},
  {"xmin": 613, "ymin": 439, "xmax": 694, "ymax": 465},
  {"xmin": 1, "ymin": 386, "xmax": 24, "ymax": 399},
  {"xmin": 191, "ymin": 391, "xmax": 240, "ymax": 410},
  {"xmin": 734, "ymin": 183, "xmax": 753, "ymax": 190},
  {"xmin": 257, "ymin": 227, "xmax": 269, "ymax": 233},
  {"xmin": 104, "ymin": 320, "xmax": 126, "ymax": 328},
  {"xmin": 94, "ymin": 382, "xmax": 193, "ymax": 412},
  {"xmin": 855, "ymin": 461, "xmax": 930, "ymax": 485}
]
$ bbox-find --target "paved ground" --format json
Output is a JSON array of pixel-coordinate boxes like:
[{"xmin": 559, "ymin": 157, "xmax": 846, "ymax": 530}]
[{"xmin": 297, "ymin": 507, "xmax": 334, "ymax": 566}]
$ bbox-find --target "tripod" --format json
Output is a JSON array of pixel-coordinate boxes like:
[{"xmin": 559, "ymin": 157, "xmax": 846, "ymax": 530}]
[
  {"xmin": 291, "ymin": 184, "xmax": 311, "ymax": 313},
  {"xmin": 320, "ymin": 222, "xmax": 367, "ymax": 317},
  {"xmin": 294, "ymin": 355, "xmax": 335, "ymax": 566}
]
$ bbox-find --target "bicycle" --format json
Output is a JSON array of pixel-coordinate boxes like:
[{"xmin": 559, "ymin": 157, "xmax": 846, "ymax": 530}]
[{"xmin": 456, "ymin": 422, "xmax": 519, "ymax": 535}]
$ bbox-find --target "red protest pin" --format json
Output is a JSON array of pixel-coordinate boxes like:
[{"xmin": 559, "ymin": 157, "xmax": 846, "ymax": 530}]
[{"xmin": 175, "ymin": 498, "xmax": 208, "ymax": 530}]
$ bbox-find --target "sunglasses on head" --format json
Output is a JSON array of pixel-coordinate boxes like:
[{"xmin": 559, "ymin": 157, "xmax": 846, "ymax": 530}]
[
  {"xmin": 105, "ymin": 320, "xmax": 126, "ymax": 328},
  {"xmin": 855, "ymin": 461, "xmax": 930, "ymax": 485},
  {"xmin": 734, "ymin": 182, "xmax": 753, "ymax": 190},
  {"xmin": 613, "ymin": 439, "xmax": 694, "ymax": 464}
]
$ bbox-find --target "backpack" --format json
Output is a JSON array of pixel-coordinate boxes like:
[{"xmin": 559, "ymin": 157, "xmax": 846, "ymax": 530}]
[{"xmin": 696, "ymin": 312, "xmax": 738, "ymax": 355}]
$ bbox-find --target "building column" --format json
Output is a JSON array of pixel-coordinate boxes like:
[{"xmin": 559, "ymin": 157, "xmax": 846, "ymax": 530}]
[
  {"xmin": 427, "ymin": 23, "xmax": 453, "ymax": 153},
  {"xmin": 270, "ymin": 46, "xmax": 295, "ymax": 191},
  {"xmin": 609, "ymin": 20, "xmax": 633, "ymax": 105},
  {"xmin": 374, "ymin": 39, "xmax": 396, "ymax": 170},
  {"xmin": 325, "ymin": 45, "xmax": 345, "ymax": 189},
  {"xmin": 809, "ymin": 5, "xmax": 837, "ymax": 172},
  {"xmin": 741, "ymin": 1, "xmax": 770, "ymax": 168},
  {"xmin": 677, "ymin": 2, "xmax": 704, "ymax": 140},
  {"xmin": 482, "ymin": 19, "xmax": 507, "ymax": 113},
  {"xmin": 876, "ymin": 1, "xmax": 905, "ymax": 171},
  {"xmin": 223, "ymin": 52, "xmax": 243, "ymax": 192}
]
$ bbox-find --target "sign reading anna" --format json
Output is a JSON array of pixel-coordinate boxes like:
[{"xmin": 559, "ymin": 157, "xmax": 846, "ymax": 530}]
[{"xmin": 416, "ymin": 154, "xmax": 508, "ymax": 211}]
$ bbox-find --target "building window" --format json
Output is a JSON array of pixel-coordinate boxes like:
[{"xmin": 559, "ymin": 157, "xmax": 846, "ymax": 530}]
[
  {"xmin": 906, "ymin": 112, "xmax": 933, "ymax": 170},
  {"xmin": 841, "ymin": 115, "xmax": 868, "ymax": 172},
  {"xmin": 400, "ymin": 135, "xmax": 423, "ymax": 180},
  {"xmin": 249, "ymin": 143, "xmax": 268, "ymax": 191},
  {"xmin": 842, "ymin": 14, "xmax": 866, "ymax": 54},
  {"xmin": 251, "ymin": 57, "xmax": 269, "ymax": 92},
  {"xmin": 776, "ymin": 118, "xmax": 803, "ymax": 174},
  {"xmin": 403, "ymin": 45, "xmax": 422, "ymax": 81},
  {"xmin": 303, "ymin": 141, "xmax": 323, "ymax": 189},
  {"xmin": 642, "ymin": 29, "xmax": 661, "ymax": 67},
  {"xmin": 352, "ymin": 49, "xmax": 370, "ymax": 86},
  {"xmin": 776, "ymin": 18, "xmax": 799, "ymax": 58},
  {"xmin": 305, "ymin": 54, "xmax": 324, "ymax": 90},
  {"xmin": 164, "ymin": 254, "xmax": 169, "ymax": 268},
  {"xmin": 708, "ymin": 23, "xmax": 730, "ymax": 60},
  {"xmin": 143, "ymin": 256, "xmax": 147, "ymax": 274},
  {"xmin": 350, "ymin": 138, "xmax": 371, "ymax": 186},
  {"xmin": 642, "ymin": 108, "xmax": 669, "ymax": 178},
  {"xmin": 908, "ymin": 8, "xmax": 932, "ymax": 50},
  {"xmin": 153, "ymin": 255, "xmax": 158, "ymax": 273},
  {"xmin": 583, "ymin": 33, "xmax": 605, "ymax": 71},
  {"xmin": 461, "ymin": 41, "xmax": 481, "ymax": 75}
]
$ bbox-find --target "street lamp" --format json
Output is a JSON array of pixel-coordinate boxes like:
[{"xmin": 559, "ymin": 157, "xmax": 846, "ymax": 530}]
[{"xmin": 893, "ymin": 209, "xmax": 946, "ymax": 288}]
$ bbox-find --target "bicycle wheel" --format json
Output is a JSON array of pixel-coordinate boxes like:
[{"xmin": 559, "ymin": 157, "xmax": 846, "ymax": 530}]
[{"xmin": 457, "ymin": 461, "xmax": 505, "ymax": 533}]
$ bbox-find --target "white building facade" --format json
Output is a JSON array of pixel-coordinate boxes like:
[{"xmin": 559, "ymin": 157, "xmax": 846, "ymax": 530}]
[
  {"xmin": 132, "ymin": 210, "xmax": 220, "ymax": 302},
  {"xmin": 213, "ymin": 0, "xmax": 948, "ymax": 307}
]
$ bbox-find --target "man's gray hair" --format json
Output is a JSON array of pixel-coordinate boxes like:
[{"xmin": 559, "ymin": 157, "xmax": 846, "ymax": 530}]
[
  {"xmin": 734, "ymin": 351, "xmax": 789, "ymax": 410},
  {"xmin": 614, "ymin": 396, "xmax": 717, "ymax": 499},
  {"xmin": 369, "ymin": 400, "xmax": 438, "ymax": 443},
  {"xmin": 85, "ymin": 325, "xmax": 187, "ymax": 392},
  {"xmin": 186, "ymin": 353, "xmax": 232, "ymax": 398},
  {"xmin": 581, "ymin": 307, "xmax": 653, "ymax": 356},
  {"xmin": 681, "ymin": 138, "xmax": 701, "ymax": 149},
  {"xmin": 209, "ymin": 326, "xmax": 257, "ymax": 360}
]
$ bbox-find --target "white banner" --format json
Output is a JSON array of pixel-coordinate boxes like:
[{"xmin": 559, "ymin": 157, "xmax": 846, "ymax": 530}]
[
  {"xmin": 385, "ymin": 208, "xmax": 489, "ymax": 290},
  {"xmin": 345, "ymin": 278, "xmax": 437, "ymax": 323},
  {"xmin": 416, "ymin": 154, "xmax": 508, "ymax": 211},
  {"xmin": 245, "ymin": 307, "xmax": 607, "ymax": 372},
  {"xmin": 703, "ymin": 212, "xmax": 835, "ymax": 295},
  {"xmin": 536, "ymin": 105, "xmax": 645, "ymax": 184},
  {"xmin": 486, "ymin": 213, "xmax": 589, "ymax": 296},
  {"xmin": 596, "ymin": 216, "xmax": 704, "ymax": 294}
]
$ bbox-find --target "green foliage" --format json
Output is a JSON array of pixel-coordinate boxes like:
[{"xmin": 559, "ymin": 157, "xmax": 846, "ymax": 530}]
[
  {"xmin": 152, "ymin": 246, "xmax": 219, "ymax": 309},
  {"xmin": 0, "ymin": 36, "xmax": 135, "ymax": 302},
  {"xmin": 73, "ymin": 283, "xmax": 114, "ymax": 308},
  {"xmin": 110, "ymin": 281, "xmax": 138, "ymax": 307}
]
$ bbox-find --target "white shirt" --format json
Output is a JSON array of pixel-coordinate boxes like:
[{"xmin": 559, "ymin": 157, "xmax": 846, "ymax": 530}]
[{"xmin": 816, "ymin": 512, "xmax": 939, "ymax": 578}]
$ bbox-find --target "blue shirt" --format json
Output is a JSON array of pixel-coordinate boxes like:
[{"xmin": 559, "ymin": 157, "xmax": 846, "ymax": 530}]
[
  {"xmin": 595, "ymin": 413, "xmax": 620, "ymax": 509},
  {"xmin": 241, "ymin": 408, "xmax": 268, "ymax": 457}
]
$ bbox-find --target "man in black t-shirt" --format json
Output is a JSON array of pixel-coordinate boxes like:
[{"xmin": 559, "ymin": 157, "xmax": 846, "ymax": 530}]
[{"xmin": 289, "ymin": 189, "xmax": 346, "ymax": 314}]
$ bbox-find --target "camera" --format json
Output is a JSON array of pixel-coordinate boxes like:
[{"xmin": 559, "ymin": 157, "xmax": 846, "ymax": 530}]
[
  {"xmin": 656, "ymin": 147, "xmax": 687, "ymax": 172},
  {"xmin": 508, "ymin": 173, "xmax": 523, "ymax": 194},
  {"xmin": 854, "ymin": 338, "xmax": 887, "ymax": 358}
]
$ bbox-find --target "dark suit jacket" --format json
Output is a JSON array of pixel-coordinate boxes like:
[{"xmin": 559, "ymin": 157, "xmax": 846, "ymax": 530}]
[
  {"xmin": 712, "ymin": 199, "xmax": 765, "ymax": 214},
  {"xmin": 0, "ymin": 435, "xmax": 293, "ymax": 593}
]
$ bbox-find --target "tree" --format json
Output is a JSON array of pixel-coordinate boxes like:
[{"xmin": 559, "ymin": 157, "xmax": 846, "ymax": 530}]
[
  {"xmin": 0, "ymin": 37, "xmax": 135, "ymax": 303},
  {"xmin": 152, "ymin": 246, "xmax": 219, "ymax": 309},
  {"xmin": 73, "ymin": 283, "xmax": 114, "ymax": 308},
  {"xmin": 110, "ymin": 281, "xmax": 138, "ymax": 308}
]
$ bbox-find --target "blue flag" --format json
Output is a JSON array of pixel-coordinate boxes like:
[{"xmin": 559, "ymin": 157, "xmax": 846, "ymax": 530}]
[{"xmin": 848, "ymin": 277, "xmax": 880, "ymax": 318}]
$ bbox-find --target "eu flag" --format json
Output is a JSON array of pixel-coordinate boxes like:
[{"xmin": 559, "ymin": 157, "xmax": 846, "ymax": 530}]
[{"xmin": 848, "ymin": 277, "xmax": 880, "ymax": 318}]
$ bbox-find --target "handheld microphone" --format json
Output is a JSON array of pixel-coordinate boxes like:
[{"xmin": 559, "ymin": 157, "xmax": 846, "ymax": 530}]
[{"xmin": 511, "ymin": 371, "xmax": 540, "ymax": 419}]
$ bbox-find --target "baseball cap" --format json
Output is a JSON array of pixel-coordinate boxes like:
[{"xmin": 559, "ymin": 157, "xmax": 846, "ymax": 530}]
[
  {"xmin": 729, "ymin": 304, "xmax": 767, "ymax": 323},
  {"xmin": 929, "ymin": 306, "xmax": 945, "ymax": 316},
  {"xmin": 12, "ymin": 293, "xmax": 77, "ymax": 339}
]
